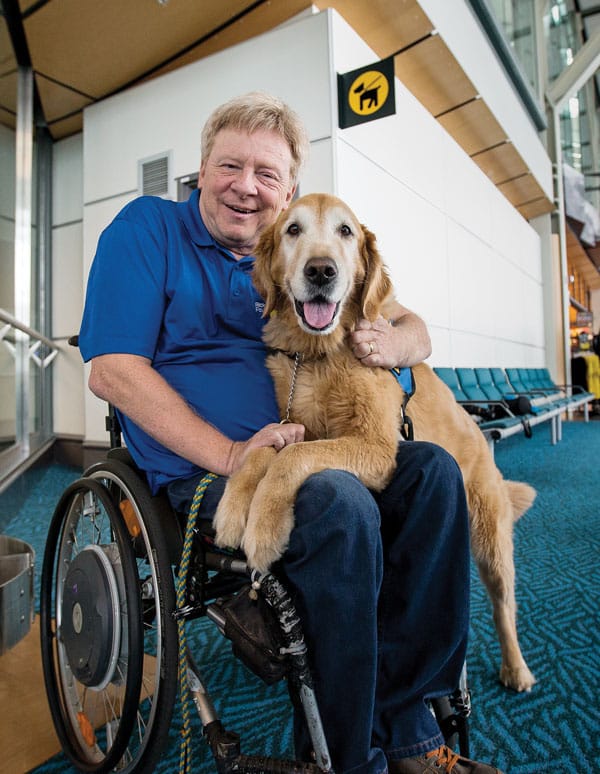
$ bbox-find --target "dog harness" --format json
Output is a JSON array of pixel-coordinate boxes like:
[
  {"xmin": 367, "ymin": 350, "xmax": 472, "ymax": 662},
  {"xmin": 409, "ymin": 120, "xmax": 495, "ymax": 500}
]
[{"xmin": 390, "ymin": 367, "xmax": 415, "ymax": 441}]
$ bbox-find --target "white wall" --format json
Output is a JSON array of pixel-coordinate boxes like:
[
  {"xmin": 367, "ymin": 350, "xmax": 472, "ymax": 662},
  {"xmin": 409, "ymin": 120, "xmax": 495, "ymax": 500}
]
[
  {"xmin": 329, "ymin": 12, "xmax": 546, "ymax": 368},
  {"xmin": 52, "ymin": 134, "xmax": 85, "ymax": 438},
  {"xmin": 418, "ymin": 0, "xmax": 553, "ymax": 200},
  {"xmin": 68, "ymin": 7, "xmax": 551, "ymax": 446}
]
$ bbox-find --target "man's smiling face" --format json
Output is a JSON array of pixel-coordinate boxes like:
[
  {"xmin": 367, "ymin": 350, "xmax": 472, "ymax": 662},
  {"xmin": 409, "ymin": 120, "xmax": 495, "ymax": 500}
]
[{"xmin": 198, "ymin": 128, "xmax": 296, "ymax": 260}]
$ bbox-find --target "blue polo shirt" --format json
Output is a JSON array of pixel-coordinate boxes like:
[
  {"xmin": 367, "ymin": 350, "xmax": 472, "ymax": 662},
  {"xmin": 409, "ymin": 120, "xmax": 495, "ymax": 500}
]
[{"xmin": 79, "ymin": 190, "xmax": 279, "ymax": 492}]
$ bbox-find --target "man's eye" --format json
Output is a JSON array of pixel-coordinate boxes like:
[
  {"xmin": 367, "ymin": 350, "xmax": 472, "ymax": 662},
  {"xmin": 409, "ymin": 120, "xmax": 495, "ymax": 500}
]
[
  {"xmin": 287, "ymin": 223, "xmax": 300, "ymax": 236},
  {"xmin": 340, "ymin": 224, "xmax": 353, "ymax": 237}
]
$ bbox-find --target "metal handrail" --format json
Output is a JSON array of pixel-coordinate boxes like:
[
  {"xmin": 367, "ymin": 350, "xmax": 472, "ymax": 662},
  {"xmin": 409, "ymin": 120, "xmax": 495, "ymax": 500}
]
[{"xmin": 0, "ymin": 307, "xmax": 59, "ymax": 367}]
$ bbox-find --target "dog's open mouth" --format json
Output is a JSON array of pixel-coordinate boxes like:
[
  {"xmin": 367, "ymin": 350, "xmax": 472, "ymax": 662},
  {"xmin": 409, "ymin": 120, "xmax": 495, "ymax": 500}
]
[{"xmin": 294, "ymin": 297, "xmax": 340, "ymax": 331}]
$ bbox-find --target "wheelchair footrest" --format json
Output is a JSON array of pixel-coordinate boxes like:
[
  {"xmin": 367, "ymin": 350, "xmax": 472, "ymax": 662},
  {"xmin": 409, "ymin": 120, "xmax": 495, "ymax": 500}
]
[
  {"xmin": 233, "ymin": 753, "xmax": 325, "ymax": 774},
  {"xmin": 204, "ymin": 720, "xmax": 323, "ymax": 774}
]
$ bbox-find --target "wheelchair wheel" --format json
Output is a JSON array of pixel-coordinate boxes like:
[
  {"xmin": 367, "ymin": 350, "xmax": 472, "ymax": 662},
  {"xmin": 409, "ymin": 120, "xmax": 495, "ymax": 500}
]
[{"xmin": 40, "ymin": 461, "xmax": 178, "ymax": 773}]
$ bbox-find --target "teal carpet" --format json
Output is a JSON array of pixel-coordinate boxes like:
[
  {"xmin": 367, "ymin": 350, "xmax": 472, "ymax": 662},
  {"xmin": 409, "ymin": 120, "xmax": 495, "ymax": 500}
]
[{"xmin": 1, "ymin": 420, "xmax": 598, "ymax": 773}]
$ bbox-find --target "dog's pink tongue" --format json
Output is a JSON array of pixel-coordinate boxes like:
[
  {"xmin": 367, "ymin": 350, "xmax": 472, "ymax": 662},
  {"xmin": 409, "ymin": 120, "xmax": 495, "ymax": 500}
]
[{"xmin": 303, "ymin": 301, "xmax": 336, "ymax": 329}]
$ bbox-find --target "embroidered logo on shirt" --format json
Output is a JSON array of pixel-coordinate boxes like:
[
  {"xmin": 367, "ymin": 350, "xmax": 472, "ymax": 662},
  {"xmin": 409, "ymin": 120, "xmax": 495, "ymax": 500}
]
[{"xmin": 255, "ymin": 301, "xmax": 265, "ymax": 315}]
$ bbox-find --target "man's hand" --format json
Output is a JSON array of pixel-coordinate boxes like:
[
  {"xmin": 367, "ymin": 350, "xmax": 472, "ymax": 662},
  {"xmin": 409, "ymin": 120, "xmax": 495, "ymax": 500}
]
[
  {"xmin": 349, "ymin": 303, "xmax": 432, "ymax": 369},
  {"xmin": 226, "ymin": 422, "xmax": 305, "ymax": 475},
  {"xmin": 349, "ymin": 316, "xmax": 398, "ymax": 369}
]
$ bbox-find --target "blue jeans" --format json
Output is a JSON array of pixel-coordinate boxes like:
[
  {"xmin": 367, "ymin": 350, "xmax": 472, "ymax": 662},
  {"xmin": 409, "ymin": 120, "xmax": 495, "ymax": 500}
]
[{"xmin": 167, "ymin": 441, "xmax": 470, "ymax": 774}]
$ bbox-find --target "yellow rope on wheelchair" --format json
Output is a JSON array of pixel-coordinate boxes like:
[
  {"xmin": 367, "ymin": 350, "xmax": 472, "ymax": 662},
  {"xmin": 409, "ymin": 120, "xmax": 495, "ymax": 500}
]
[{"xmin": 177, "ymin": 472, "xmax": 218, "ymax": 774}]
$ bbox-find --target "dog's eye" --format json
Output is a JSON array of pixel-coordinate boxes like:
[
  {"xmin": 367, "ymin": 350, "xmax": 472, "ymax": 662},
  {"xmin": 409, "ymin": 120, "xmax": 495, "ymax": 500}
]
[
  {"xmin": 286, "ymin": 223, "xmax": 300, "ymax": 236},
  {"xmin": 339, "ymin": 224, "xmax": 353, "ymax": 237}
]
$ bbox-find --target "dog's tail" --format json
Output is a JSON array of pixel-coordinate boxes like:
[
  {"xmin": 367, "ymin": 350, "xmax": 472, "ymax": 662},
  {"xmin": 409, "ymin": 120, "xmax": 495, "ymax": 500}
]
[{"xmin": 506, "ymin": 480, "xmax": 536, "ymax": 521}]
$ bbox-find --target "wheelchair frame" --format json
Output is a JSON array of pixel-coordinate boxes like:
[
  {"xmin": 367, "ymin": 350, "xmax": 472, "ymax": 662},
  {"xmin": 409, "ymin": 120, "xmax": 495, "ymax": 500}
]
[{"xmin": 40, "ymin": 398, "xmax": 471, "ymax": 773}]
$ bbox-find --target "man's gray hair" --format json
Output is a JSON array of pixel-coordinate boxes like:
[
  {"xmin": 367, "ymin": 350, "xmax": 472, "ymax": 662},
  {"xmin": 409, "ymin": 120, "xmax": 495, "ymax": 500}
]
[{"xmin": 201, "ymin": 92, "xmax": 310, "ymax": 185}]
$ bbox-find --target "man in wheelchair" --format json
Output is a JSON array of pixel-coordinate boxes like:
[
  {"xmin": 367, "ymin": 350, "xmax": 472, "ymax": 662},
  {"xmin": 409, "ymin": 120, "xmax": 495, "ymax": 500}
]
[{"xmin": 75, "ymin": 93, "xmax": 502, "ymax": 774}]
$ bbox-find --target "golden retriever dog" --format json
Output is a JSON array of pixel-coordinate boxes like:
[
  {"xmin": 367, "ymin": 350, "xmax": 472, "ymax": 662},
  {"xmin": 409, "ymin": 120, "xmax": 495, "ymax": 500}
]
[{"xmin": 213, "ymin": 192, "xmax": 536, "ymax": 692}]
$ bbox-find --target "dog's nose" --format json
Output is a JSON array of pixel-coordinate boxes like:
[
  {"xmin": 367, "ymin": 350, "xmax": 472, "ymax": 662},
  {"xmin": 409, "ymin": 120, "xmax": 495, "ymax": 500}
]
[{"xmin": 304, "ymin": 257, "xmax": 337, "ymax": 286}]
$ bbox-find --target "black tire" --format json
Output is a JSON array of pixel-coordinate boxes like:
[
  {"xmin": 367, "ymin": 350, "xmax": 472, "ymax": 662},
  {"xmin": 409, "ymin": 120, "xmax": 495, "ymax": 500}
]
[
  {"xmin": 41, "ymin": 459, "xmax": 179, "ymax": 773},
  {"xmin": 40, "ymin": 477, "xmax": 145, "ymax": 772}
]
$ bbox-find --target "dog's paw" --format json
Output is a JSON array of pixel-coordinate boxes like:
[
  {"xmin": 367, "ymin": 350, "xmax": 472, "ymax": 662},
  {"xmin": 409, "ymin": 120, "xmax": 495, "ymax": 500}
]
[
  {"xmin": 213, "ymin": 496, "xmax": 247, "ymax": 550},
  {"xmin": 241, "ymin": 532, "xmax": 283, "ymax": 575},
  {"xmin": 500, "ymin": 663, "xmax": 536, "ymax": 692},
  {"xmin": 241, "ymin": 507, "xmax": 293, "ymax": 575}
]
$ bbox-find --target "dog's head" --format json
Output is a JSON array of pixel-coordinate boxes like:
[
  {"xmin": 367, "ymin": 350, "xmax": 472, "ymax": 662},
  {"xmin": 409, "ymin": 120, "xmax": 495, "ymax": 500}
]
[{"xmin": 253, "ymin": 193, "xmax": 393, "ymax": 338}]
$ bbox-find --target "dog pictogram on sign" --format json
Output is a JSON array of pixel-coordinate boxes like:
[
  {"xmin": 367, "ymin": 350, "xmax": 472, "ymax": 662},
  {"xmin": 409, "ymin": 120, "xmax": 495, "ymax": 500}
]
[{"xmin": 338, "ymin": 57, "xmax": 395, "ymax": 129}]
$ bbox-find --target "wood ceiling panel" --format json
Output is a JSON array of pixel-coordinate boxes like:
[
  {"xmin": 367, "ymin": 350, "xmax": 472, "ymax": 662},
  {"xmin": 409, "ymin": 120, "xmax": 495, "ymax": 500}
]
[
  {"xmin": 0, "ymin": 106, "xmax": 16, "ymax": 131},
  {"xmin": 47, "ymin": 113, "xmax": 84, "ymax": 140},
  {"xmin": 0, "ymin": 70, "xmax": 18, "ymax": 119},
  {"xmin": 471, "ymin": 141, "xmax": 529, "ymax": 185},
  {"xmin": 146, "ymin": 0, "xmax": 313, "ymax": 81},
  {"xmin": 567, "ymin": 224, "xmax": 600, "ymax": 289},
  {"xmin": 587, "ymin": 244, "xmax": 600, "ymax": 271},
  {"xmin": 516, "ymin": 197, "xmax": 555, "ymax": 220},
  {"xmin": 23, "ymin": 0, "xmax": 254, "ymax": 99},
  {"xmin": 17, "ymin": 0, "xmax": 41, "ymax": 12},
  {"xmin": 0, "ymin": 15, "xmax": 17, "ymax": 132},
  {"xmin": 569, "ymin": 250, "xmax": 600, "ymax": 290},
  {"xmin": 1, "ymin": 16, "xmax": 17, "ymax": 77},
  {"xmin": 316, "ymin": 0, "xmax": 433, "ymax": 57},
  {"xmin": 436, "ymin": 98, "xmax": 507, "ymax": 156},
  {"xmin": 498, "ymin": 173, "xmax": 548, "ymax": 207},
  {"xmin": 394, "ymin": 34, "xmax": 477, "ymax": 117},
  {"xmin": 35, "ymin": 74, "xmax": 93, "ymax": 124}
]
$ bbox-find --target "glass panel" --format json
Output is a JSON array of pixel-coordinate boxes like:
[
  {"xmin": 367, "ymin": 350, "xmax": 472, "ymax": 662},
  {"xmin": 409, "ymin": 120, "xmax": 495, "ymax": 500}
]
[
  {"xmin": 487, "ymin": 0, "xmax": 540, "ymax": 93},
  {"xmin": 30, "ymin": 136, "xmax": 40, "ymax": 438},
  {"xmin": 0, "ymin": 11, "xmax": 17, "ymax": 455},
  {"xmin": 560, "ymin": 89, "xmax": 586, "ymax": 172},
  {"xmin": 546, "ymin": 0, "xmax": 581, "ymax": 82}
]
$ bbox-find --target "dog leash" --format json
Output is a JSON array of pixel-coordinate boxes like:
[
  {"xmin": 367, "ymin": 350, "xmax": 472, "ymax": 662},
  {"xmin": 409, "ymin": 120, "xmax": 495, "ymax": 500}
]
[
  {"xmin": 177, "ymin": 471, "xmax": 218, "ymax": 774},
  {"xmin": 280, "ymin": 352, "xmax": 303, "ymax": 424}
]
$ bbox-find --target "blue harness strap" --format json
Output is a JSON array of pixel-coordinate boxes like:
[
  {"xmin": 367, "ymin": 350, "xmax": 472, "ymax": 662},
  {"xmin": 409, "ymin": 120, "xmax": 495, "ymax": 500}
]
[
  {"xmin": 390, "ymin": 367, "xmax": 415, "ymax": 441},
  {"xmin": 390, "ymin": 366, "xmax": 414, "ymax": 396}
]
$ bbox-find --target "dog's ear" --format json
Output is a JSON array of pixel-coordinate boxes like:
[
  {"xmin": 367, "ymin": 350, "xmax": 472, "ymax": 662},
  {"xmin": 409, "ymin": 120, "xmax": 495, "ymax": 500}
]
[
  {"xmin": 359, "ymin": 224, "xmax": 393, "ymax": 320},
  {"xmin": 253, "ymin": 222, "xmax": 280, "ymax": 317}
]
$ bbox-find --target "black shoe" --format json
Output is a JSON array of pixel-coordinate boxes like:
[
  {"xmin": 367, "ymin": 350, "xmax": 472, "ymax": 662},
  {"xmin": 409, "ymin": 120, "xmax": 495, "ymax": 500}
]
[{"xmin": 387, "ymin": 746, "xmax": 504, "ymax": 774}]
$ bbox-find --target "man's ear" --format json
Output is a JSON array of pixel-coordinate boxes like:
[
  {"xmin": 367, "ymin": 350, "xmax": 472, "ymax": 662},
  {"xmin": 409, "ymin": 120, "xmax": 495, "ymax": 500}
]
[
  {"xmin": 360, "ymin": 224, "xmax": 393, "ymax": 320},
  {"xmin": 197, "ymin": 161, "xmax": 206, "ymax": 189},
  {"xmin": 282, "ymin": 183, "xmax": 297, "ymax": 209}
]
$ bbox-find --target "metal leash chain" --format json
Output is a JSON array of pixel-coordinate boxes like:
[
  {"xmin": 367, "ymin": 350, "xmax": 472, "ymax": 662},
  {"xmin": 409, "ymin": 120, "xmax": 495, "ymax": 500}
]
[
  {"xmin": 177, "ymin": 471, "xmax": 218, "ymax": 774},
  {"xmin": 280, "ymin": 352, "xmax": 302, "ymax": 424}
]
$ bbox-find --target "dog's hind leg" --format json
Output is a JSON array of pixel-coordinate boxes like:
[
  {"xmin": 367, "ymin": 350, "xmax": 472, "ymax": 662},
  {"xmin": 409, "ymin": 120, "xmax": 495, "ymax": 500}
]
[{"xmin": 468, "ymin": 485, "xmax": 536, "ymax": 692}]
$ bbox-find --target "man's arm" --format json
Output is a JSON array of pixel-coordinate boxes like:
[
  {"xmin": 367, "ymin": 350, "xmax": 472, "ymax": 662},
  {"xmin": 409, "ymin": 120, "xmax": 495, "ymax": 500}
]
[
  {"xmin": 348, "ymin": 300, "xmax": 432, "ymax": 369},
  {"xmin": 89, "ymin": 353, "xmax": 304, "ymax": 476}
]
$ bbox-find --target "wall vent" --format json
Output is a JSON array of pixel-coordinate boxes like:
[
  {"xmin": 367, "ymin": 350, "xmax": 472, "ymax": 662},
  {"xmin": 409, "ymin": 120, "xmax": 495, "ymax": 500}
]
[{"xmin": 138, "ymin": 152, "xmax": 171, "ymax": 198}]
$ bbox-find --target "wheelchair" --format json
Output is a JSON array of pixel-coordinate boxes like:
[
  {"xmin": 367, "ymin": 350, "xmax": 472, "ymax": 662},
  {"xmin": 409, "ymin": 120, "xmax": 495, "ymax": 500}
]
[{"xmin": 40, "ymin": 403, "xmax": 471, "ymax": 774}]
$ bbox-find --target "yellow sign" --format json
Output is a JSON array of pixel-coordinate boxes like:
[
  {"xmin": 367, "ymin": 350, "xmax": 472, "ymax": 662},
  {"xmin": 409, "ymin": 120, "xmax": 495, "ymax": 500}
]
[
  {"xmin": 348, "ymin": 71, "xmax": 390, "ymax": 116},
  {"xmin": 337, "ymin": 57, "xmax": 395, "ymax": 129}
]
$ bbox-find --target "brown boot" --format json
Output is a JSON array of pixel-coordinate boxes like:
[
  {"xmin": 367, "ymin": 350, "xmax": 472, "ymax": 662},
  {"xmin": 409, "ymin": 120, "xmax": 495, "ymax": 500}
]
[{"xmin": 388, "ymin": 746, "xmax": 504, "ymax": 774}]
